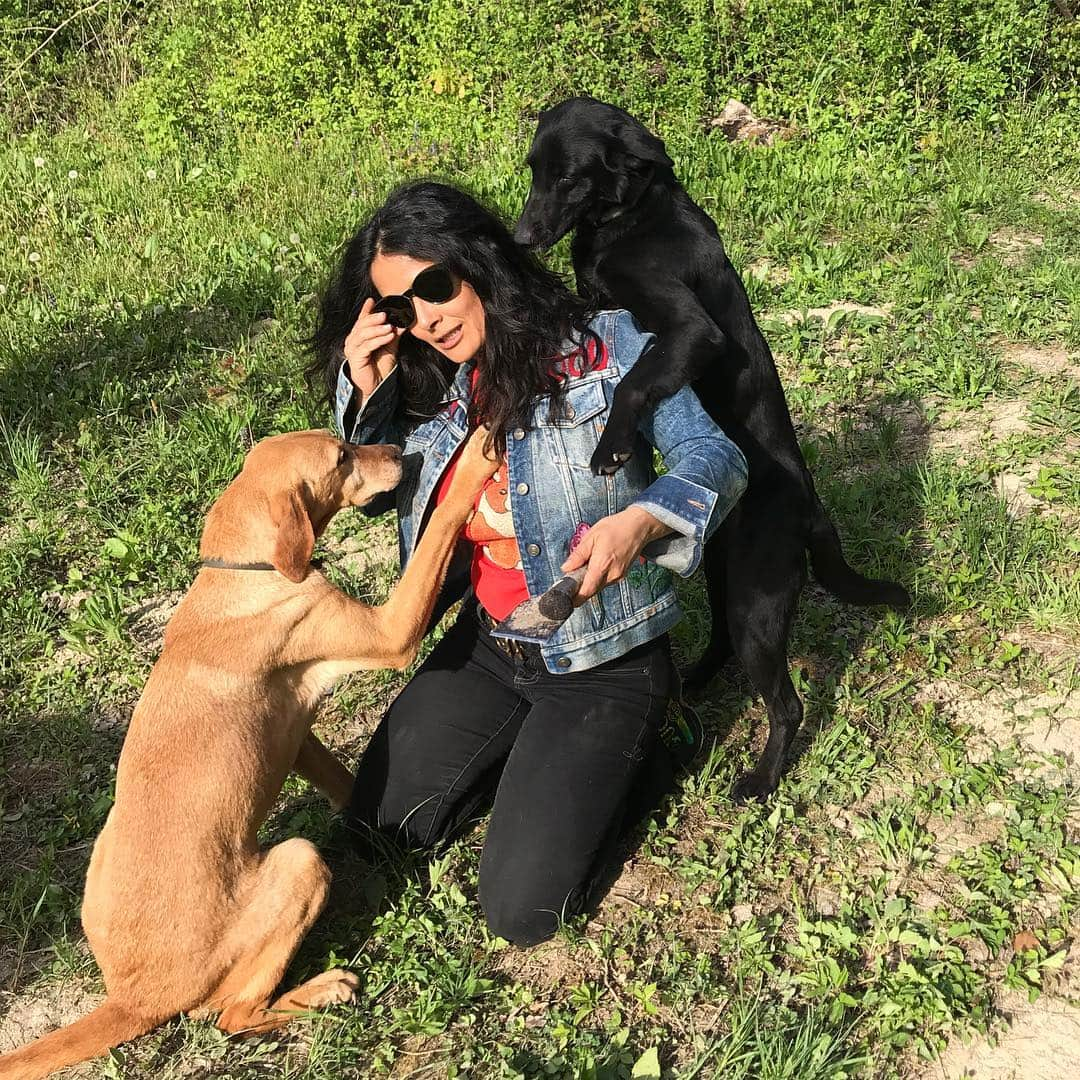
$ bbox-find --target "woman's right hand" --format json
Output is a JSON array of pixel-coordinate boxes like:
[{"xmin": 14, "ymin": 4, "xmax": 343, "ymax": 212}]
[{"xmin": 342, "ymin": 297, "xmax": 403, "ymax": 398}]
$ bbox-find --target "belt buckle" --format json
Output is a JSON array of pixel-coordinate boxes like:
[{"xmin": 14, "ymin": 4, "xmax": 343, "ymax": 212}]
[{"xmin": 481, "ymin": 608, "xmax": 525, "ymax": 660}]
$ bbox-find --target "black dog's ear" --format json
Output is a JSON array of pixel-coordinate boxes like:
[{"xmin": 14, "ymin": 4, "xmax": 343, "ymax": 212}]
[
  {"xmin": 600, "ymin": 120, "xmax": 674, "ymax": 205},
  {"xmin": 609, "ymin": 119, "xmax": 674, "ymax": 171}
]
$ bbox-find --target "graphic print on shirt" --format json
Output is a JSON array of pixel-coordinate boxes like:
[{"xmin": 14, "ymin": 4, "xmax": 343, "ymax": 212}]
[{"xmin": 464, "ymin": 466, "xmax": 522, "ymax": 571}]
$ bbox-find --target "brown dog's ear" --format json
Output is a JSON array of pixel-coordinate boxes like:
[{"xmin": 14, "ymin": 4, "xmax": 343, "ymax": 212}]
[{"xmin": 270, "ymin": 490, "xmax": 314, "ymax": 582}]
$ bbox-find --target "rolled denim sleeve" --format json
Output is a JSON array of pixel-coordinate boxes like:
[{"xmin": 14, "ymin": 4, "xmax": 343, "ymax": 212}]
[
  {"xmin": 334, "ymin": 358, "xmax": 402, "ymax": 447},
  {"xmin": 613, "ymin": 311, "xmax": 748, "ymax": 576}
]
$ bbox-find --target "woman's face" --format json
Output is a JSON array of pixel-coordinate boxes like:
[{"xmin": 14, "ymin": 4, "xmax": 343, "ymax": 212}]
[{"xmin": 370, "ymin": 252, "xmax": 486, "ymax": 364}]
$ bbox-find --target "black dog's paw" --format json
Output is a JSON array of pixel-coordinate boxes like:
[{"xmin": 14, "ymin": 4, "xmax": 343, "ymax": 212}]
[
  {"xmin": 886, "ymin": 582, "xmax": 913, "ymax": 609},
  {"xmin": 592, "ymin": 449, "xmax": 633, "ymax": 477},
  {"xmin": 590, "ymin": 414, "xmax": 637, "ymax": 476},
  {"xmin": 732, "ymin": 768, "xmax": 778, "ymax": 803}
]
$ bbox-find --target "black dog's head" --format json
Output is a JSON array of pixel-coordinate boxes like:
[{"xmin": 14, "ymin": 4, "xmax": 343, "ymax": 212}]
[{"xmin": 514, "ymin": 96, "xmax": 674, "ymax": 250}]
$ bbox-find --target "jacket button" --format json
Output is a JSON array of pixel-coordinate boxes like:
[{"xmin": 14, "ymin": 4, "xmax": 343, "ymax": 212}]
[
  {"xmin": 516, "ymin": 482, "xmax": 529, "ymax": 495},
  {"xmin": 526, "ymin": 543, "xmax": 540, "ymax": 557},
  {"xmin": 556, "ymin": 657, "xmax": 572, "ymax": 669},
  {"xmin": 564, "ymin": 405, "xmax": 576, "ymax": 420},
  {"xmin": 513, "ymin": 428, "xmax": 525, "ymax": 440}
]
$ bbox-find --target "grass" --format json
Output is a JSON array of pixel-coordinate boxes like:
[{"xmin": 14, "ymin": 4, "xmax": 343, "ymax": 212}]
[{"xmin": 1, "ymin": 72, "xmax": 1080, "ymax": 1080}]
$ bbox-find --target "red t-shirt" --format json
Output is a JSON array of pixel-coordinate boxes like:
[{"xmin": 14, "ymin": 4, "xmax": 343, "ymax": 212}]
[{"xmin": 434, "ymin": 342, "xmax": 608, "ymax": 621}]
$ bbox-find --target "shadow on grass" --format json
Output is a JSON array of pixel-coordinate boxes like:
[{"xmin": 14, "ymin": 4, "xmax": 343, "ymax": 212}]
[
  {"xmin": 0, "ymin": 276, "xmax": 309, "ymax": 450},
  {"xmin": 583, "ymin": 390, "xmax": 932, "ymax": 912},
  {"xmin": 0, "ymin": 704, "xmax": 126, "ymax": 999}
]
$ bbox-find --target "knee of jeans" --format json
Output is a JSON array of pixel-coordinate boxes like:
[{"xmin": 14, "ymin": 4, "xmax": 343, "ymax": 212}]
[
  {"xmin": 344, "ymin": 792, "xmax": 440, "ymax": 852},
  {"xmin": 479, "ymin": 882, "xmax": 574, "ymax": 947},
  {"xmin": 482, "ymin": 898, "xmax": 559, "ymax": 947}
]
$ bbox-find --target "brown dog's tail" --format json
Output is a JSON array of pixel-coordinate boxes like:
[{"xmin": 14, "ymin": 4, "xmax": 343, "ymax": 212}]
[{"xmin": 0, "ymin": 1000, "xmax": 159, "ymax": 1080}]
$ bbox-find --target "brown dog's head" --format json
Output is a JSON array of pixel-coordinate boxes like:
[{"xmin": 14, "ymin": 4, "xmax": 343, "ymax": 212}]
[
  {"xmin": 201, "ymin": 431, "xmax": 402, "ymax": 582},
  {"xmin": 514, "ymin": 96, "xmax": 674, "ymax": 251}
]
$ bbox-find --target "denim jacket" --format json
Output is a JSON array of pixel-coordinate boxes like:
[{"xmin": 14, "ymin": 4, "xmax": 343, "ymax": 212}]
[{"xmin": 334, "ymin": 309, "xmax": 747, "ymax": 673}]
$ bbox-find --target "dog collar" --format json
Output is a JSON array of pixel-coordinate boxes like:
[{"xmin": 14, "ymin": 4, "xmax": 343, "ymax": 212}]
[
  {"xmin": 198, "ymin": 557, "xmax": 325, "ymax": 572},
  {"xmin": 199, "ymin": 558, "xmax": 277, "ymax": 571}
]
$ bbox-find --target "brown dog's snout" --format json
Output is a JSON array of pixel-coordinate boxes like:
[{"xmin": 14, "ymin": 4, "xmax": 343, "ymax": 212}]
[
  {"xmin": 349, "ymin": 444, "xmax": 404, "ymax": 502},
  {"xmin": 373, "ymin": 443, "xmax": 402, "ymax": 473}
]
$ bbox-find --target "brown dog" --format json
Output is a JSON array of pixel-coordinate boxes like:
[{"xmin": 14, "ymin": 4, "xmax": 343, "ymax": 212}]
[{"xmin": 0, "ymin": 428, "xmax": 496, "ymax": 1080}]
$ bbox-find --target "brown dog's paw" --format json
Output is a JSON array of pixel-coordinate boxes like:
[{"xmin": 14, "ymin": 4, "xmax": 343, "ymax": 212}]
[{"xmin": 295, "ymin": 968, "xmax": 361, "ymax": 1008}]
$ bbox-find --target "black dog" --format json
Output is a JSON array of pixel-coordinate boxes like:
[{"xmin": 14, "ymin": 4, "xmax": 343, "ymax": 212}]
[{"xmin": 515, "ymin": 97, "xmax": 909, "ymax": 800}]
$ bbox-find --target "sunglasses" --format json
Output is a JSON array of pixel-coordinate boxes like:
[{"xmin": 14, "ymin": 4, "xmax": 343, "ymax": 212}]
[{"xmin": 371, "ymin": 264, "xmax": 458, "ymax": 329}]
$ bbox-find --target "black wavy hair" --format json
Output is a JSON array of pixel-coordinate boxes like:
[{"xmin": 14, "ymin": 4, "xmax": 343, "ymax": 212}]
[{"xmin": 306, "ymin": 181, "xmax": 599, "ymax": 451}]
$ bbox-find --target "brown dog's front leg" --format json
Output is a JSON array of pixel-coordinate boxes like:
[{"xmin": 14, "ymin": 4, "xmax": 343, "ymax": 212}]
[
  {"xmin": 290, "ymin": 427, "xmax": 498, "ymax": 669},
  {"xmin": 293, "ymin": 734, "xmax": 354, "ymax": 810}
]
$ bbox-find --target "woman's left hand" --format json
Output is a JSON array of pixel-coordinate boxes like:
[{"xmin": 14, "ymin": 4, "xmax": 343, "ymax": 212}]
[{"xmin": 560, "ymin": 508, "xmax": 671, "ymax": 603}]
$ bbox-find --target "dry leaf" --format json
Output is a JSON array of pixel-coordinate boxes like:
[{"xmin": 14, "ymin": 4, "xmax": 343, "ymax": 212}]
[{"xmin": 1012, "ymin": 930, "xmax": 1039, "ymax": 952}]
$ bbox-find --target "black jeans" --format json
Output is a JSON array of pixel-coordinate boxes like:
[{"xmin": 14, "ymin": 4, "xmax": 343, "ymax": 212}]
[{"xmin": 345, "ymin": 600, "xmax": 675, "ymax": 946}]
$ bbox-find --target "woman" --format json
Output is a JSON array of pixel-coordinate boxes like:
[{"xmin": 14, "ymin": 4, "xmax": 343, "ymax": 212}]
[{"xmin": 309, "ymin": 181, "xmax": 747, "ymax": 946}]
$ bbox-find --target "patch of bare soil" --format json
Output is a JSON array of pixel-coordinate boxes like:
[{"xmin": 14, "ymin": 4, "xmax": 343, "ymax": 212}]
[
  {"xmin": 0, "ymin": 979, "xmax": 101, "ymax": 1054},
  {"xmin": 492, "ymin": 937, "xmax": 586, "ymax": 997},
  {"xmin": 1032, "ymin": 189, "xmax": 1079, "ymax": 211},
  {"xmin": 1, "ymin": 757, "xmax": 69, "ymax": 811},
  {"xmin": 388, "ymin": 1034, "xmax": 450, "ymax": 1078},
  {"xmin": 928, "ymin": 807, "xmax": 1008, "ymax": 864},
  {"xmin": 882, "ymin": 400, "xmax": 931, "ymax": 458},
  {"xmin": 599, "ymin": 859, "xmax": 686, "ymax": 922},
  {"xmin": 745, "ymin": 257, "xmax": 792, "ymax": 287},
  {"xmin": 988, "ymin": 227, "xmax": 1046, "ymax": 267},
  {"xmin": 767, "ymin": 301, "xmax": 892, "ymax": 327},
  {"xmin": 930, "ymin": 399, "xmax": 1031, "ymax": 460},
  {"xmin": 994, "ymin": 466, "xmax": 1044, "ymax": 518},
  {"xmin": 998, "ymin": 342, "xmax": 1080, "ymax": 380},
  {"xmin": 839, "ymin": 399, "xmax": 931, "ymax": 464},
  {"xmin": 930, "ymin": 952, "xmax": 1080, "ymax": 1080},
  {"xmin": 916, "ymin": 680, "xmax": 1080, "ymax": 775},
  {"xmin": 125, "ymin": 591, "xmax": 183, "ymax": 657},
  {"xmin": 39, "ymin": 588, "xmax": 91, "ymax": 615},
  {"xmin": 1003, "ymin": 626, "xmax": 1080, "ymax": 679}
]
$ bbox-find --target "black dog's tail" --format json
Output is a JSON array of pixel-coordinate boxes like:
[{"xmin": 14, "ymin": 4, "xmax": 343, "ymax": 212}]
[{"xmin": 807, "ymin": 495, "xmax": 910, "ymax": 608}]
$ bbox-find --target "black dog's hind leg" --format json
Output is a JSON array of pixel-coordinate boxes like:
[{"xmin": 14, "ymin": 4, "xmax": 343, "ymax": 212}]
[
  {"xmin": 726, "ymin": 526, "xmax": 807, "ymax": 801},
  {"xmin": 681, "ymin": 534, "xmax": 733, "ymax": 696}
]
